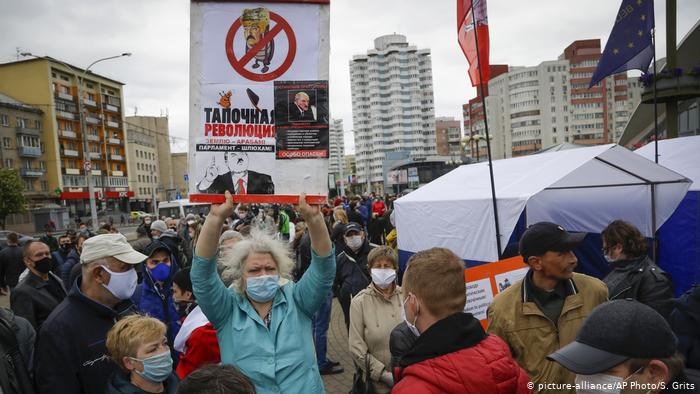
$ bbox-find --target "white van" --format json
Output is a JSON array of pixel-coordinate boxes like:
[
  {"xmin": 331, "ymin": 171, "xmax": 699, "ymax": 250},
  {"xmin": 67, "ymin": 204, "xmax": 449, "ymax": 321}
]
[{"xmin": 157, "ymin": 199, "xmax": 211, "ymax": 219}]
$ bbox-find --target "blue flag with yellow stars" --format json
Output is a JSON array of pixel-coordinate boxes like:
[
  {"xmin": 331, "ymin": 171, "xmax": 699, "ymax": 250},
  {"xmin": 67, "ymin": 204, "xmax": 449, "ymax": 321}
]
[{"xmin": 589, "ymin": 0, "xmax": 654, "ymax": 88}]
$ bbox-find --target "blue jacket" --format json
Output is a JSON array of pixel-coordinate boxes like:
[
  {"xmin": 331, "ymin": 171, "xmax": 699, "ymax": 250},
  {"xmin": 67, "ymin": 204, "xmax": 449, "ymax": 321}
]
[
  {"xmin": 191, "ymin": 248, "xmax": 336, "ymax": 394},
  {"xmin": 132, "ymin": 260, "xmax": 180, "ymax": 346},
  {"xmin": 60, "ymin": 249, "xmax": 80, "ymax": 287}
]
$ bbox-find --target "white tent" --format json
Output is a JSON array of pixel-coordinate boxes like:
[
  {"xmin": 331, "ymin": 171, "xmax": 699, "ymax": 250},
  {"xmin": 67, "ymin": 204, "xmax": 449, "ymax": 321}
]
[
  {"xmin": 636, "ymin": 136, "xmax": 700, "ymax": 191},
  {"xmin": 395, "ymin": 144, "xmax": 691, "ymax": 263}
]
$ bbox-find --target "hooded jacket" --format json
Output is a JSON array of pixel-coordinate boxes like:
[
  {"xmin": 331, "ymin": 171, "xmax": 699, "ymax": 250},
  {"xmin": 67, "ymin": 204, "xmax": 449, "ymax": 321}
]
[
  {"xmin": 393, "ymin": 313, "xmax": 531, "ymax": 394},
  {"xmin": 335, "ymin": 240, "xmax": 374, "ymax": 299},
  {"xmin": 105, "ymin": 369, "xmax": 179, "ymax": 394},
  {"xmin": 60, "ymin": 248, "xmax": 81, "ymax": 288},
  {"xmin": 34, "ymin": 277, "xmax": 137, "ymax": 394}
]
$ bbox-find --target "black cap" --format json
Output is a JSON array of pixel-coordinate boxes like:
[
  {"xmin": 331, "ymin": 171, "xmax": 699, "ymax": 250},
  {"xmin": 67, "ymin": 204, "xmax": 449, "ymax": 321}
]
[
  {"xmin": 144, "ymin": 241, "xmax": 171, "ymax": 258},
  {"xmin": 547, "ymin": 300, "xmax": 677, "ymax": 375},
  {"xmin": 519, "ymin": 222, "xmax": 585, "ymax": 261},
  {"xmin": 344, "ymin": 222, "xmax": 363, "ymax": 235}
]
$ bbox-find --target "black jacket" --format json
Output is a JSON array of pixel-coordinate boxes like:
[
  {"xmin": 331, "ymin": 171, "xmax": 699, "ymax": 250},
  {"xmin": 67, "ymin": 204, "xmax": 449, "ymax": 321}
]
[
  {"xmin": 603, "ymin": 255, "xmax": 675, "ymax": 318},
  {"xmin": 199, "ymin": 170, "xmax": 274, "ymax": 194},
  {"xmin": 0, "ymin": 245, "xmax": 24, "ymax": 288},
  {"xmin": 335, "ymin": 241, "xmax": 374, "ymax": 299},
  {"xmin": 330, "ymin": 223, "xmax": 346, "ymax": 256},
  {"xmin": 389, "ymin": 321, "xmax": 418, "ymax": 372},
  {"xmin": 105, "ymin": 370, "xmax": 179, "ymax": 394},
  {"xmin": 669, "ymin": 285, "xmax": 700, "ymax": 370},
  {"xmin": 10, "ymin": 271, "xmax": 66, "ymax": 331},
  {"xmin": 60, "ymin": 249, "xmax": 80, "ymax": 287},
  {"xmin": 34, "ymin": 277, "xmax": 137, "ymax": 394}
]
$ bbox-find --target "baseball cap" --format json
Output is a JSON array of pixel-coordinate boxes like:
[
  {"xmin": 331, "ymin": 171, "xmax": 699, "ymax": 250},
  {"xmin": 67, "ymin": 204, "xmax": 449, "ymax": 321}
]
[
  {"xmin": 150, "ymin": 220, "xmax": 168, "ymax": 233},
  {"xmin": 547, "ymin": 299, "xmax": 677, "ymax": 375},
  {"xmin": 344, "ymin": 222, "xmax": 363, "ymax": 235},
  {"xmin": 80, "ymin": 233, "xmax": 148, "ymax": 265},
  {"xmin": 144, "ymin": 241, "xmax": 172, "ymax": 258},
  {"xmin": 519, "ymin": 222, "xmax": 585, "ymax": 261}
]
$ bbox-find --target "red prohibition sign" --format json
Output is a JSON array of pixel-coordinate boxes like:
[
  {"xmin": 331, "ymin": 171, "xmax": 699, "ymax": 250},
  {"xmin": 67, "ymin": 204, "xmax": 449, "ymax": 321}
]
[{"xmin": 225, "ymin": 12, "xmax": 297, "ymax": 82}]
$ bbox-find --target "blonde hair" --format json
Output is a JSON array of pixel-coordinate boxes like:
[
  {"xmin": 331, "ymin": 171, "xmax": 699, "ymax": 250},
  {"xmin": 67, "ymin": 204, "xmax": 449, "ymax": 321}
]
[
  {"xmin": 218, "ymin": 228, "xmax": 295, "ymax": 293},
  {"xmin": 368, "ymin": 245, "xmax": 398, "ymax": 269},
  {"xmin": 333, "ymin": 208, "xmax": 349, "ymax": 225},
  {"xmin": 106, "ymin": 315, "xmax": 167, "ymax": 373},
  {"xmin": 403, "ymin": 248, "xmax": 466, "ymax": 318}
]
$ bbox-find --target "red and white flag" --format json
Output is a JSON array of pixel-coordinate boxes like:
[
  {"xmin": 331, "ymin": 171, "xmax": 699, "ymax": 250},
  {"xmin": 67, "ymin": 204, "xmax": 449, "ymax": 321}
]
[{"xmin": 457, "ymin": 0, "xmax": 490, "ymax": 87}]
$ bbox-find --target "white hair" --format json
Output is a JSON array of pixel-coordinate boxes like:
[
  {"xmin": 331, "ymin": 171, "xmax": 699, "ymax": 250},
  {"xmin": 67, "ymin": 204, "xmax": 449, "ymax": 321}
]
[
  {"xmin": 219, "ymin": 230, "xmax": 244, "ymax": 247},
  {"xmin": 218, "ymin": 228, "xmax": 295, "ymax": 294}
]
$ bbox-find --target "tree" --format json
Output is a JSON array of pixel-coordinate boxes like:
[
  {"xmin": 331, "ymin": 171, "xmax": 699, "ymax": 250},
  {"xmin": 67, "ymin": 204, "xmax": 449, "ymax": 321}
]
[{"xmin": 0, "ymin": 168, "xmax": 27, "ymax": 230}]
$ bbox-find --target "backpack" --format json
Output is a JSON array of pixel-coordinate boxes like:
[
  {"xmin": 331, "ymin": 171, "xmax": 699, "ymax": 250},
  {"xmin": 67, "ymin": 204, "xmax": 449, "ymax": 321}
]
[{"xmin": 0, "ymin": 309, "xmax": 35, "ymax": 394}]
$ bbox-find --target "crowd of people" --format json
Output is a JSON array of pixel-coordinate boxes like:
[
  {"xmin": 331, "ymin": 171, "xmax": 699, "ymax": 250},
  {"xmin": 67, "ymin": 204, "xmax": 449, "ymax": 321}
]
[{"xmin": 0, "ymin": 191, "xmax": 699, "ymax": 393}]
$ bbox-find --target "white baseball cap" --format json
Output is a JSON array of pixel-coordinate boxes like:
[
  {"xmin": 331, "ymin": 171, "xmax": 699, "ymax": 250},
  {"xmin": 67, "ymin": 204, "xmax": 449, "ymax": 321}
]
[{"xmin": 80, "ymin": 233, "xmax": 148, "ymax": 265}]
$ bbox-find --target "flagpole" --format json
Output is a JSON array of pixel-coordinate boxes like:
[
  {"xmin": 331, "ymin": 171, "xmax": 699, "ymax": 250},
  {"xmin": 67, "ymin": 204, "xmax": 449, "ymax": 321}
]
[
  {"xmin": 470, "ymin": 0, "xmax": 502, "ymax": 259},
  {"xmin": 651, "ymin": 27, "xmax": 659, "ymax": 164}
]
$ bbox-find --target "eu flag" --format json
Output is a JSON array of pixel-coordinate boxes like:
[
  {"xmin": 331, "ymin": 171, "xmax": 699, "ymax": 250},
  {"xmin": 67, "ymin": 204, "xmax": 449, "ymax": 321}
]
[{"xmin": 589, "ymin": 0, "xmax": 654, "ymax": 88}]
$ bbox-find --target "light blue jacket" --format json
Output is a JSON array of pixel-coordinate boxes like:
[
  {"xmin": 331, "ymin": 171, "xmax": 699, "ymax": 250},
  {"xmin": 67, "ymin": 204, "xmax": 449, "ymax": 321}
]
[{"xmin": 191, "ymin": 248, "xmax": 335, "ymax": 394}]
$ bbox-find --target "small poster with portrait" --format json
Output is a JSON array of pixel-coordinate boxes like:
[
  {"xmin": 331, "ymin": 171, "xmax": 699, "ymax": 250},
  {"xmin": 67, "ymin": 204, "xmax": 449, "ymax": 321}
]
[{"xmin": 273, "ymin": 80, "xmax": 329, "ymax": 160}]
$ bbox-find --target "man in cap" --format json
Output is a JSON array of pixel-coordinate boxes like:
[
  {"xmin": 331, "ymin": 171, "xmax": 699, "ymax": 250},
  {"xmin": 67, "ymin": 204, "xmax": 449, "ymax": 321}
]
[
  {"xmin": 34, "ymin": 233, "xmax": 146, "ymax": 394},
  {"xmin": 487, "ymin": 222, "xmax": 608, "ymax": 393},
  {"xmin": 548, "ymin": 299, "xmax": 697, "ymax": 394},
  {"xmin": 335, "ymin": 222, "xmax": 375, "ymax": 330},
  {"xmin": 149, "ymin": 219, "xmax": 186, "ymax": 268}
]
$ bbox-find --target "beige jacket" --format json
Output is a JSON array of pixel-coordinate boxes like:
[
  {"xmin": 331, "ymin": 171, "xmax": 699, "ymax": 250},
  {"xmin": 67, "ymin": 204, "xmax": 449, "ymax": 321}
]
[
  {"xmin": 349, "ymin": 283, "xmax": 403, "ymax": 394},
  {"xmin": 487, "ymin": 272, "xmax": 608, "ymax": 394}
]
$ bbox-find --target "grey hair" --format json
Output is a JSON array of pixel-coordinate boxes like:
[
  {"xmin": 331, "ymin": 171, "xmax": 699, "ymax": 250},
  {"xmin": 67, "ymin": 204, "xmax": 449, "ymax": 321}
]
[
  {"xmin": 218, "ymin": 228, "xmax": 295, "ymax": 294},
  {"xmin": 219, "ymin": 230, "xmax": 244, "ymax": 247}
]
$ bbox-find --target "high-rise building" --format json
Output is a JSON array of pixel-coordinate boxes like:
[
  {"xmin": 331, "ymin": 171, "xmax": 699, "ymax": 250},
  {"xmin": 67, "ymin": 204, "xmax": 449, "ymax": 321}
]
[
  {"xmin": 435, "ymin": 117, "xmax": 462, "ymax": 156},
  {"xmin": 125, "ymin": 116, "xmax": 173, "ymax": 209},
  {"xmin": 171, "ymin": 152, "xmax": 188, "ymax": 199},
  {"xmin": 0, "ymin": 57, "xmax": 132, "ymax": 218},
  {"xmin": 463, "ymin": 40, "xmax": 642, "ymax": 160},
  {"xmin": 350, "ymin": 34, "xmax": 436, "ymax": 194},
  {"xmin": 328, "ymin": 118, "xmax": 345, "ymax": 192}
]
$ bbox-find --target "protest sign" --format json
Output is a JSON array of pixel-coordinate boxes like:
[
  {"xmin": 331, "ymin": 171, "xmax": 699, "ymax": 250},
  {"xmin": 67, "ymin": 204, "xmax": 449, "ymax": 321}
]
[{"xmin": 189, "ymin": 0, "xmax": 330, "ymax": 204}]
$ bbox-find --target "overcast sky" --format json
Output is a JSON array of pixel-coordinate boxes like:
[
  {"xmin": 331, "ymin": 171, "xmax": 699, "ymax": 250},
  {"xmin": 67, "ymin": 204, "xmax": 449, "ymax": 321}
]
[{"xmin": 1, "ymin": 0, "xmax": 698, "ymax": 154}]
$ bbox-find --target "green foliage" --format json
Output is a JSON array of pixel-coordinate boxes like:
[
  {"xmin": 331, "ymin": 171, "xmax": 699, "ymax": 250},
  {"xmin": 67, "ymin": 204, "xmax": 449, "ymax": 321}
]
[{"xmin": 0, "ymin": 168, "xmax": 27, "ymax": 229}]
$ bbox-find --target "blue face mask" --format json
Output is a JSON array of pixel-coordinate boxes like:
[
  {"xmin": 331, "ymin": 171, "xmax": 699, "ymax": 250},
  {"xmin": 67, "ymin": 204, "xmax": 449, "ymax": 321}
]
[
  {"xmin": 130, "ymin": 350, "xmax": 172, "ymax": 383},
  {"xmin": 149, "ymin": 262, "xmax": 171, "ymax": 282},
  {"xmin": 246, "ymin": 275, "xmax": 279, "ymax": 303}
]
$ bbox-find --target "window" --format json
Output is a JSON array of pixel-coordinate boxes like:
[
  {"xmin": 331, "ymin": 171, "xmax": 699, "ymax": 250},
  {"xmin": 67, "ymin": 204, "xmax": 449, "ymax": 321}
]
[
  {"xmin": 116, "ymin": 164, "xmax": 121, "ymax": 171},
  {"xmin": 24, "ymin": 180, "xmax": 34, "ymax": 191},
  {"xmin": 41, "ymin": 181, "xmax": 48, "ymax": 191},
  {"xmin": 0, "ymin": 114, "xmax": 8, "ymax": 126},
  {"xmin": 16, "ymin": 117, "xmax": 27, "ymax": 128},
  {"xmin": 39, "ymin": 161, "xmax": 46, "ymax": 170},
  {"xmin": 2, "ymin": 137, "xmax": 11, "ymax": 148},
  {"xmin": 4, "ymin": 159, "xmax": 13, "ymax": 168}
]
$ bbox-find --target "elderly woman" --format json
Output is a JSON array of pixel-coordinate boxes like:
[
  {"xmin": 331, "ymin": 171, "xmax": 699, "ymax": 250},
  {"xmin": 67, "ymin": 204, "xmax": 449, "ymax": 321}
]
[
  {"xmin": 191, "ymin": 191, "xmax": 335, "ymax": 394},
  {"xmin": 348, "ymin": 246, "xmax": 403, "ymax": 393},
  {"xmin": 106, "ymin": 314, "xmax": 179, "ymax": 394}
]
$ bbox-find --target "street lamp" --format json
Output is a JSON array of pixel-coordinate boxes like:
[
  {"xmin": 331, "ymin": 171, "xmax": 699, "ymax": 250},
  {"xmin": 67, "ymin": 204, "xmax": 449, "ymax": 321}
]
[
  {"xmin": 462, "ymin": 134, "xmax": 491, "ymax": 162},
  {"xmin": 21, "ymin": 52, "xmax": 131, "ymax": 228}
]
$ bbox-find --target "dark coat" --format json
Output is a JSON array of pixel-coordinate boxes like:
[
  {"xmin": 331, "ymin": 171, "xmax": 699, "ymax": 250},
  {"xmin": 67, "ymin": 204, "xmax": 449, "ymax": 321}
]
[
  {"xmin": 60, "ymin": 249, "xmax": 80, "ymax": 287},
  {"xmin": 335, "ymin": 240, "xmax": 374, "ymax": 300},
  {"xmin": 604, "ymin": 255, "xmax": 675, "ymax": 319},
  {"xmin": 199, "ymin": 170, "xmax": 274, "ymax": 195},
  {"xmin": 669, "ymin": 285, "xmax": 700, "ymax": 370},
  {"xmin": 288, "ymin": 105, "xmax": 316, "ymax": 122},
  {"xmin": 389, "ymin": 321, "xmax": 418, "ymax": 372},
  {"xmin": 34, "ymin": 277, "xmax": 137, "ymax": 394},
  {"xmin": 330, "ymin": 223, "xmax": 346, "ymax": 256},
  {"xmin": 0, "ymin": 307, "xmax": 35, "ymax": 378},
  {"xmin": 0, "ymin": 245, "xmax": 24, "ymax": 288},
  {"xmin": 10, "ymin": 271, "xmax": 66, "ymax": 331},
  {"xmin": 105, "ymin": 370, "xmax": 179, "ymax": 394}
]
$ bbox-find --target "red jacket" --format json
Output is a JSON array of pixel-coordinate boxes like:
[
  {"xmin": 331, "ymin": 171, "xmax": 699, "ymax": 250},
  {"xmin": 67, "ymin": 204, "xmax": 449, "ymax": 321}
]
[
  {"xmin": 372, "ymin": 200, "xmax": 386, "ymax": 217},
  {"xmin": 175, "ymin": 323, "xmax": 220, "ymax": 379},
  {"xmin": 393, "ymin": 314, "xmax": 532, "ymax": 394}
]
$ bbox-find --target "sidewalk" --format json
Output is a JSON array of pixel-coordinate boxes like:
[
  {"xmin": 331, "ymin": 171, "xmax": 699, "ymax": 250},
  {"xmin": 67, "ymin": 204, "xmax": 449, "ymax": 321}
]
[{"xmin": 322, "ymin": 298, "xmax": 354, "ymax": 393}]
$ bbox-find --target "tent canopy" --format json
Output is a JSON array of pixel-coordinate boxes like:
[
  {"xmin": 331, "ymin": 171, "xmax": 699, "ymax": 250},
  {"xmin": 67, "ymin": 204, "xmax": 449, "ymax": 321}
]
[
  {"xmin": 395, "ymin": 144, "xmax": 691, "ymax": 263},
  {"xmin": 635, "ymin": 135, "xmax": 700, "ymax": 191}
]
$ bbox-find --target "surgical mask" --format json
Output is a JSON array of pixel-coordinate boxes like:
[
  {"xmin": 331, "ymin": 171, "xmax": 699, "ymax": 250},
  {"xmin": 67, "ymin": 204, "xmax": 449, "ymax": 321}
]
[
  {"xmin": 34, "ymin": 257, "xmax": 53, "ymax": 274},
  {"xmin": 401, "ymin": 295, "xmax": 421, "ymax": 337},
  {"xmin": 101, "ymin": 266, "xmax": 138, "ymax": 300},
  {"xmin": 144, "ymin": 219, "xmax": 151, "ymax": 225},
  {"xmin": 175, "ymin": 301, "xmax": 196, "ymax": 318},
  {"xmin": 149, "ymin": 262, "xmax": 171, "ymax": 282},
  {"xmin": 345, "ymin": 235, "xmax": 363, "ymax": 250},
  {"xmin": 130, "ymin": 350, "xmax": 173, "ymax": 383},
  {"xmin": 604, "ymin": 255, "xmax": 616, "ymax": 264},
  {"xmin": 575, "ymin": 366, "xmax": 647, "ymax": 394},
  {"xmin": 239, "ymin": 213, "xmax": 247, "ymax": 220},
  {"xmin": 371, "ymin": 268, "xmax": 396, "ymax": 289},
  {"xmin": 246, "ymin": 275, "xmax": 279, "ymax": 303}
]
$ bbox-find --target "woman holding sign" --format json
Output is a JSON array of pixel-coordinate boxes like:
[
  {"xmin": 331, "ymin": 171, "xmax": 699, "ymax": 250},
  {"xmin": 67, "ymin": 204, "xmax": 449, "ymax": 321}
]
[{"xmin": 191, "ymin": 191, "xmax": 335, "ymax": 394}]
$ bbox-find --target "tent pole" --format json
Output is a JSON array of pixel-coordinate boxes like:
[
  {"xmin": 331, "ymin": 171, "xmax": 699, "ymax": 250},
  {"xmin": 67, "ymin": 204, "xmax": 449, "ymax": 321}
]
[
  {"xmin": 652, "ymin": 27, "xmax": 659, "ymax": 163},
  {"xmin": 651, "ymin": 184, "xmax": 658, "ymax": 261},
  {"xmin": 471, "ymin": 2, "xmax": 503, "ymax": 258}
]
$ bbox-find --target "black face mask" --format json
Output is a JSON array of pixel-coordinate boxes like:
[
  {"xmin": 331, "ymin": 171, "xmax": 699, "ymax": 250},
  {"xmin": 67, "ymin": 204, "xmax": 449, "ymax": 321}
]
[
  {"xmin": 60, "ymin": 244, "xmax": 71, "ymax": 252},
  {"xmin": 34, "ymin": 257, "xmax": 53, "ymax": 274},
  {"xmin": 175, "ymin": 301, "xmax": 196, "ymax": 318}
]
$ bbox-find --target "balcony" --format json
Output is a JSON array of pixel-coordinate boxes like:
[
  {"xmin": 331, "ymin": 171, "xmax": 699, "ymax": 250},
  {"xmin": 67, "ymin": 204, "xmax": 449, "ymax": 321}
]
[
  {"xmin": 63, "ymin": 174, "xmax": 87, "ymax": 188},
  {"xmin": 106, "ymin": 121, "xmax": 120, "ymax": 129},
  {"xmin": 15, "ymin": 126, "xmax": 41, "ymax": 136},
  {"xmin": 89, "ymin": 152, "xmax": 101, "ymax": 159},
  {"xmin": 87, "ymin": 134, "xmax": 100, "ymax": 142},
  {"xmin": 108, "ymin": 176, "xmax": 129, "ymax": 188},
  {"xmin": 56, "ymin": 110, "xmax": 75, "ymax": 120},
  {"xmin": 60, "ymin": 130, "xmax": 78, "ymax": 139},
  {"xmin": 85, "ymin": 117, "xmax": 100, "ymax": 125},
  {"xmin": 91, "ymin": 170, "xmax": 102, "ymax": 176},
  {"xmin": 110, "ymin": 154, "xmax": 124, "ymax": 161},
  {"xmin": 112, "ymin": 170, "xmax": 124, "ymax": 176},
  {"xmin": 63, "ymin": 149, "xmax": 80, "ymax": 157},
  {"xmin": 20, "ymin": 168, "xmax": 45, "ymax": 177},
  {"xmin": 103, "ymin": 103, "xmax": 119, "ymax": 112},
  {"xmin": 58, "ymin": 92, "xmax": 74, "ymax": 101},
  {"xmin": 65, "ymin": 168, "xmax": 81, "ymax": 175},
  {"xmin": 18, "ymin": 146, "xmax": 41, "ymax": 157},
  {"xmin": 108, "ymin": 138, "xmax": 122, "ymax": 145},
  {"xmin": 83, "ymin": 99, "xmax": 97, "ymax": 107}
]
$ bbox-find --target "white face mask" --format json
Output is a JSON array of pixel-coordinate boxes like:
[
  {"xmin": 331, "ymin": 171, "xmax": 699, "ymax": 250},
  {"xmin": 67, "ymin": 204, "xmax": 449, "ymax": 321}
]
[
  {"xmin": 401, "ymin": 294, "xmax": 421, "ymax": 337},
  {"xmin": 345, "ymin": 235, "xmax": 363, "ymax": 250},
  {"xmin": 371, "ymin": 268, "xmax": 396, "ymax": 289},
  {"xmin": 575, "ymin": 367, "xmax": 646, "ymax": 394},
  {"xmin": 101, "ymin": 266, "xmax": 138, "ymax": 300}
]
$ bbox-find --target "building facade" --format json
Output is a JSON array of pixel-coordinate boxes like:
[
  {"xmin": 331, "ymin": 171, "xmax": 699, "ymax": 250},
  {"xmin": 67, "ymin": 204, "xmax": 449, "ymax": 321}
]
[
  {"xmin": 171, "ymin": 152, "xmax": 189, "ymax": 199},
  {"xmin": 0, "ymin": 57, "xmax": 132, "ymax": 220},
  {"xmin": 350, "ymin": 34, "xmax": 436, "ymax": 194},
  {"xmin": 435, "ymin": 117, "xmax": 462, "ymax": 156},
  {"xmin": 125, "ymin": 116, "xmax": 174, "ymax": 209},
  {"xmin": 463, "ymin": 40, "xmax": 642, "ymax": 161},
  {"xmin": 328, "ymin": 119, "xmax": 345, "ymax": 191}
]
